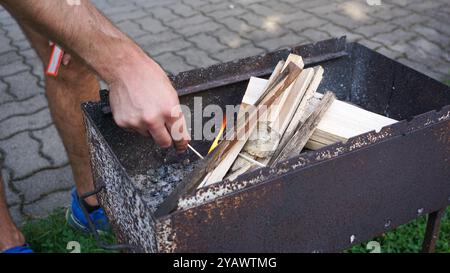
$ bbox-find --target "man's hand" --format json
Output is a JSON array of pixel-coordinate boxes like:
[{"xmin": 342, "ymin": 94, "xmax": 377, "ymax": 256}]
[
  {"xmin": 0, "ymin": 0, "xmax": 190, "ymax": 152},
  {"xmin": 109, "ymin": 57, "xmax": 190, "ymax": 152}
]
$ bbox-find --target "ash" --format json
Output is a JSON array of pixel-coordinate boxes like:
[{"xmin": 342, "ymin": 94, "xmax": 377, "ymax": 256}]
[{"xmin": 131, "ymin": 159, "xmax": 199, "ymax": 212}]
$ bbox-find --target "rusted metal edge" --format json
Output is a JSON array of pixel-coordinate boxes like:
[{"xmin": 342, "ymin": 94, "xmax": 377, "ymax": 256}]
[
  {"xmin": 176, "ymin": 104, "xmax": 450, "ymax": 212},
  {"xmin": 173, "ymin": 37, "xmax": 347, "ymax": 97},
  {"xmin": 81, "ymin": 106, "xmax": 159, "ymax": 244}
]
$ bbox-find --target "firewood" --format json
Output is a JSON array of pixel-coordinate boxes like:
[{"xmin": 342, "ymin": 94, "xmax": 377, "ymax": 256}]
[
  {"xmin": 226, "ymin": 66, "xmax": 316, "ymax": 181},
  {"xmin": 198, "ymin": 62, "xmax": 302, "ymax": 188},
  {"xmin": 267, "ymin": 54, "xmax": 304, "ymax": 125},
  {"xmin": 271, "ymin": 91, "xmax": 336, "ymax": 165},
  {"xmin": 305, "ymin": 93, "xmax": 398, "ymax": 150},
  {"xmin": 279, "ymin": 66, "xmax": 324, "ymax": 145}
]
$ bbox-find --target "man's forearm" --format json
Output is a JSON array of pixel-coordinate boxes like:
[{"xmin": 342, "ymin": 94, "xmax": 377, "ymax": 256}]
[{"xmin": 0, "ymin": 0, "xmax": 144, "ymax": 83}]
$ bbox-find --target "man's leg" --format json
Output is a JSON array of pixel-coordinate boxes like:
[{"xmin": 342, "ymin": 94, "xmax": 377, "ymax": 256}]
[
  {"xmin": 20, "ymin": 25, "xmax": 100, "ymax": 206},
  {"xmin": 0, "ymin": 174, "xmax": 25, "ymax": 251}
]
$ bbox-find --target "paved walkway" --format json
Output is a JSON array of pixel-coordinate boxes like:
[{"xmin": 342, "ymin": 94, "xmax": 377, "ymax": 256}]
[{"xmin": 1, "ymin": 0, "xmax": 449, "ymax": 224}]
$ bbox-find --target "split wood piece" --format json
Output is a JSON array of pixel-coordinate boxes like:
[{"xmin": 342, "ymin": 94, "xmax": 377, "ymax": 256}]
[
  {"xmin": 269, "ymin": 67, "xmax": 315, "ymax": 146},
  {"xmin": 270, "ymin": 66, "xmax": 324, "ymax": 163},
  {"xmin": 198, "ymin": 62, "xmax": 302, "ymax": 188},
  {"xmin": 267, "ymin": 54, "xmax": 304, "ymax": 125},
  {"xmin": 225, "ymin": 67, "xmax": 317, "ymax": 181},
  {"xmin": 271, "ymin": 91, "xmax": 336, "ymax": 165},
  {"xmin": 305, "ymin": 93, "xmax": 398, "ymax": 150}
]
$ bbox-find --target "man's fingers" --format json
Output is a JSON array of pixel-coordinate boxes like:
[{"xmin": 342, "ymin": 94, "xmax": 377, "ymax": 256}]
[
  {"xmin": 147, "ymin": 120, "xmax": 173, "ymax": 148},
  {"xmin": 62, "ymin": 53, "xmax": 71, "ymax": 66},
  {"xmin": 166, "ymin": 108, "xmax": 190, "ymax": 153}
]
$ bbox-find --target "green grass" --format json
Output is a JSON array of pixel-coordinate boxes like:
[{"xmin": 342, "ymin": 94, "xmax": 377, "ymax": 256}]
[
  {"xmin": 21, "ymin": 208, "xmax": 116, "ymax": 253},
  {"xmin": 21, "ymin": 207, "xmax": 449, "ymax": 253},
  {"xmin": 349, "ymin": 208, "xmax": 450, "ymax": 253}
]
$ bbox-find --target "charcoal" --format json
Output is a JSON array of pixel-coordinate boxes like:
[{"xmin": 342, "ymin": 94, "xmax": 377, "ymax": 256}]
[{"xmin": 131, "ymin": 159, "xmax": 200, "ymax": 212}]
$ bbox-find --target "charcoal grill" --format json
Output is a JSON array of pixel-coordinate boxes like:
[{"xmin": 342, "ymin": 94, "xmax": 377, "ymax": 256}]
[{"xmin": 82, "ymin": 37, "xmax": 450, "ymax": 253}]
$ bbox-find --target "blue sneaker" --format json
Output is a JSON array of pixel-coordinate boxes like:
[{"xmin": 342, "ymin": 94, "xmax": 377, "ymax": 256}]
[
  {"xmin": 66, "ymin": 189, "xmax": 110, "ymax": 234},
  {"xmin": 1, "ymin": 244, "xmax": 34, "ymax": 254}
]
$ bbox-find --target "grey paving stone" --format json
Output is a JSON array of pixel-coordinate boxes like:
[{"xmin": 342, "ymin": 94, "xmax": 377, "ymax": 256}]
[
  {"xmin": 261, "ymin": 1, "xmax": 299, "ymax": 15},
  {"xmin": 134, "ymin": 16, "xmax": 167, "ymax": 34},
  {"xmin": 257, "ymin": 31, "xmax": 309, "ymax": 51},
  {"xmin": 301, "ymin": 28, "xmax": 331, "ymax": 43},
  {"xmin": 408, "ymin": 37, "xmax": 449, "ymax": 62},
  {"xmin": 284, "ymin": 16, "xmax": 328, "ymax": 32},
  {"xmin": 12, "ymin": 39, "xmax": 31, "ymax": 51},
  {"xmin": 370, "ymin": 6, "xmax": 412, "ymax": 21},
  {"xmin": 135, "ymin": 32, "xmax": 180, "ymax": 50},
  {"xmin": 274, "ymin": 10, "xmax": 313, "ymax": 25},
  {"xmin": 371, "ymin": 28, "xmax": 418, "ymax": 46},
  {"xmin": 324, "ymin": 12, "xmax": 375, "ymax": 29},
  {"xmin": 181, "ymin": 48, "xmax": 219, "ymax": 68},
  {"xmin": 358, "ymin": 39, "xmax": 384, "ymax": 50},
  {"xmin": 116, "ymin": 20, "xmax": 147, "ymax": 38},
  {"xmin": 246, "ymin": 3, "xmax": 282, "ymax": 17},
  {"xmin": 0, "ymin": 10, "xmax": 15, "ymax": 26},
  {"xmin": 354, "ymin": 22, "xmax": 398, "ymax": 38},
  {"xmin": 102, "ymin": 3, "xmax": 138, "ymax": 17},
  {"xmin": 0, "ymin": 132, "xmax": 51, "ymax": 179},
  {"xmin": 238, "ymin": 12, "xmax": 269, "ymax": 29},
  {"xmin": 221, "ymin": 16, "xmax": 256, "ymax": 34},
  {"xmin": 2, "ymin": 168, "xmax": 21, "ymax": 207},
  {"xmin": 8, "ymin": 205, "xmax": 24, "ymax": 226},
  {"xmin": 0, "ymin": 35, "xmax": 14, "ymax": 54},
  {"xmin": 207, "ymin": 5, "xmax": 246, "ymax": 19},
  {"xmin": 15, "ymin": 166, "xmax": 74, "ymax": 204},
  {"xmin": 31, "ymin": 125, "xmax": 68, "ymax": 167},
  {"xmin": 318, "ymin": 23, "xmax": 364, "ymax": 42},
  {"xmin": 165, "ymin": 14, "xmax": 211, "ymax": 30},
  {"xmin": 390, "ymin": 13, "xmax": 429, "ymax": 29},
  {"xmin": 410, "ymin": 24, "xmax": 450, "ymax": 49},
  {"xmin": 306, "ymin": 2, "xmax": 340, "ymax": 15},
  {"xmin": 148, "ymin": 38, "xmax": 192, "ymax": 56},
  {"xmin": 0, "ymin": 80, "xmax": 15, "ymax": 104},
  {"xmin": 149, "ymin": 6, "xmax": 181, "ymax": 23},
  {"xmin": 215, "ymin": 44, "xmax": 266, "ymax": 63},
  {"xmin": 0, "ymin": 51, "xmax": 22, "ymax": 66},
  {"xmin": 19, "ymin": 48, "xmax": 38, "ymax": 60},
  {"xmin": 246, "ymin": 27, "xmax": 290, "ymax": 43},
  {"xmin": 154, "ymin": 52, "xmax": 195, "ymax": 75},
  {"xmin": 109, "ymin": 9, "xmax": 148, "ymax": 23},
  {"xmin": 211, "ymin": 28, "xmax": 251, "ymax": 49},
  {"xmin": 188, "ymin": 33, "xmax": 228, "ymax": 54},
  {"xmin": 0, "ymin": 60, "xmax": 29, "ymax": 77},
  {"xmin": 396, "ymin": 57, "xmax": 437, "ymax": 79},
  {"xmin": 169, "ymin": 3, "xmax": 197, "ymax": 18},
  {"xmin": 3, "ymin": 71, "xmax": 43, "ymax": 100},
  {"xmin": 0, "ymin": 94, "xmax": 48, "ymax": 122},
  {"xmin": 0, "ymin": 108, "xmax": 52, "ymax": 140},
  {"xmin": 24, "ymin": 57, "xmax": 45, "ymax": 82},
  {"xmin": 23, "ymin": 189, "xmax": 71, "ymax": 218},
  {"xmin": 177, "ymin": 21, "xmax": 222, "ymax": 37},
  {"xmin": 375, "ymin": 46, "xmax": 405, "ymax": 60}
]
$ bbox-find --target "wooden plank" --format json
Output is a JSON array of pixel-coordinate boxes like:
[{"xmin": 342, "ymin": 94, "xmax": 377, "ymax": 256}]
[
  {"xmin": 271, "ymin": 92, "xmax": 336, "ymax": 165},
  {"xmin": 305, "ymin": 93, "xmax": 398, "ymax": 150}
]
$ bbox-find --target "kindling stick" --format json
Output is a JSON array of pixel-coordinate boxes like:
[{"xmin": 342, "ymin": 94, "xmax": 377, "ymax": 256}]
[{"xmin": 188, "ymin": 144, "xmax": 204, "ymax": 160}]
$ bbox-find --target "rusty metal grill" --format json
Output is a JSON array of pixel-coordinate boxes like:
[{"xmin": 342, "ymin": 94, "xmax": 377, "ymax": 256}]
[{"xmin": 82, "ymin": 37, "xmax": 450, "ymax": 253}]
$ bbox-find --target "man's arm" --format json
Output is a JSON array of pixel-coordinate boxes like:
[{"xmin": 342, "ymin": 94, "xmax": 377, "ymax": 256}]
[{"xmin": 0, "ymin": 0, "xmax": 189, "ymax": 152}]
